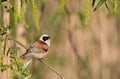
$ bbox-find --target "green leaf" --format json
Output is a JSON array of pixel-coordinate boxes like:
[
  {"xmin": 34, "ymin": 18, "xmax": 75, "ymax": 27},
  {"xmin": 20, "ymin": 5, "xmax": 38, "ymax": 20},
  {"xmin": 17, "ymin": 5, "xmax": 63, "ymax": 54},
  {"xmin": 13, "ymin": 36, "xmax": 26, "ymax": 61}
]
[
  {"xmin": 21, "ymin": 59, "xmax": 32, "ymax": 73},
  {"xmin": 12, "ymin": 74, "xmax": 19, "ymax": 79},
  {"xmin": 92, "ymin": 0, "xmax": 96, "ymax": 7},
  {"xmin": 0, "ymin": 65, "xmax": 10, "ymax": 72},
  {"xmin": 93, "ymin": 0, "xmax": 107, "ymax": 11},
  {"xmin": 12, "ymin": 47, "xmax": 20, "ymax": 53},
  {"xmin": 24, "ymin": 75, "xmax": 32, "ymax": 79},
  {"xmin": 78, "ymin": 13, "xmax": 85, "ymax": 25}
]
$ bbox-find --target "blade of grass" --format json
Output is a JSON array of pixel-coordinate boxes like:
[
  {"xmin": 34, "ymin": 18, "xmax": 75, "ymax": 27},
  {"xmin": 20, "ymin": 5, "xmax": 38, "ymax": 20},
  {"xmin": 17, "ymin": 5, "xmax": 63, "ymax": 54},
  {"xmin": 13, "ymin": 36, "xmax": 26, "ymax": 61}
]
[
  {"xmin": 92, "ymin": 0, "xmax": 96, "ymax": 7},
  {"xmin": 105, "ymin": 2, "xmax": 110, "ymax": 11},
  {"xmin": 21, "ymin": 59, "xmax": 32, "ymax": 73},
  {"xmin": 93, "ymin": 0, "xmax": 107, "ymax": 11}
]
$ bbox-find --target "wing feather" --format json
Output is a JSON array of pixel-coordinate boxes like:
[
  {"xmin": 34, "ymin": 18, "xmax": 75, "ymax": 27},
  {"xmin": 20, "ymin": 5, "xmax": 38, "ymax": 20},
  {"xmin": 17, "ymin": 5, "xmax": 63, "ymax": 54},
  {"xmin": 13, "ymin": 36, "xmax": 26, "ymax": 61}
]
[{"xmin": 21, "ymin": 40, "xmax": 48, "ymax": 59}]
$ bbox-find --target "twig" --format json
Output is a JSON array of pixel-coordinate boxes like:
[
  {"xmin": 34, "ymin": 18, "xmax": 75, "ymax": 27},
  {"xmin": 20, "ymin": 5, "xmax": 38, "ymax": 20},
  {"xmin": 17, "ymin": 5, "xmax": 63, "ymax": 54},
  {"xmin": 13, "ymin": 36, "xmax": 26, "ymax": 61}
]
[
  {"xmin": 38, "ymin": 59, "xmax": 64, "ymax": 79},
  {"xmin": 105, "ymin": 2, "xmax": 110, "ymax": 11},
  {"xmin": 8, "ymin": 36, "xmax": 27, "ymax": 49}
]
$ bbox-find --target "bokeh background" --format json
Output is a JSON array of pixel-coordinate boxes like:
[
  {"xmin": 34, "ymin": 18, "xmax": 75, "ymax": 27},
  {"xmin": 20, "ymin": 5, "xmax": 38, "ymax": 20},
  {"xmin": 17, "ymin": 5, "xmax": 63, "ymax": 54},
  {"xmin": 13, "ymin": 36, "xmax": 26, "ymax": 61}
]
[{"xmin": 0, "ymin": 0, "xmax": 120, "ymax": 79}]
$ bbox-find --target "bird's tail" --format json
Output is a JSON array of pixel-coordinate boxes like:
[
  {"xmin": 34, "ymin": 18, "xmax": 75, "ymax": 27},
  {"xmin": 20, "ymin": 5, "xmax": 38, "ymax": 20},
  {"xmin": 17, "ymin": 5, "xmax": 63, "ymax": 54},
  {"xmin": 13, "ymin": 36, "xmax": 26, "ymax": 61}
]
[{"xmin": 20, "ymin": 52, "xmax": 29, "ymax": 59}]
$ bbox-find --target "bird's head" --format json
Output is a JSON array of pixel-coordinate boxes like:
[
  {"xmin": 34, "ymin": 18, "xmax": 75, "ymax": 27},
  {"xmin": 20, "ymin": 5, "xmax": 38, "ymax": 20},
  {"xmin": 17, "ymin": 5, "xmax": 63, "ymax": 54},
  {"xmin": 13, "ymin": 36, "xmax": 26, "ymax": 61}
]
[{"xmin": 39, "ymin": 34, "xmax": 50, "ymax": 47}]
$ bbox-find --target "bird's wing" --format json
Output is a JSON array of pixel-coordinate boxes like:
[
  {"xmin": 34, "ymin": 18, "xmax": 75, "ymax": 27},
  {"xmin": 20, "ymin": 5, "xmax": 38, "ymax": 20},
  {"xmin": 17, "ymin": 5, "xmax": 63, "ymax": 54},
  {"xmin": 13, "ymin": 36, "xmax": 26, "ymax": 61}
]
[
  {"xmin": 21, "ymin": 40, "xmax": 48, "ymax": 59},
  {"xmin": 29, "ymin": 41, "xmax": 49, "ymax": 59},
  {"xmin": 28, "ymin": 40, "xmax": 48, "ymax": 53}
]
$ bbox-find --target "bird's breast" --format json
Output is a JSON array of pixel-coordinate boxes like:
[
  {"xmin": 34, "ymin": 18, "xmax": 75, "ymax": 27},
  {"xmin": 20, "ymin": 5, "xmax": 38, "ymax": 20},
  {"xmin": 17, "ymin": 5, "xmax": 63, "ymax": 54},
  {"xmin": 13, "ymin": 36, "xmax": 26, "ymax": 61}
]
[{"xmin": 32, "ymin": 51, "xmax": 47, "ymax": 59}]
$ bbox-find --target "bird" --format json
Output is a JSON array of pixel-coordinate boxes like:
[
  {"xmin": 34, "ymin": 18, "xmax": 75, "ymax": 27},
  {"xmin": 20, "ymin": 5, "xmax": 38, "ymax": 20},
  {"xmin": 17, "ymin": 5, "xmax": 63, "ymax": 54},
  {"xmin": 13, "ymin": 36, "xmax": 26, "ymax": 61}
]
[{"xmin": 20, "ymin": 34, "xmax": 50, "ymax": 59}]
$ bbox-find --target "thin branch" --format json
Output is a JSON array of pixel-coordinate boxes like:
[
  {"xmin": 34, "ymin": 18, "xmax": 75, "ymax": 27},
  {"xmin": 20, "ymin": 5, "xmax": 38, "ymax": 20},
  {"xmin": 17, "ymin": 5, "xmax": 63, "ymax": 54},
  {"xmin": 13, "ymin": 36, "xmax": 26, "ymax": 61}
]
[
  {"xmin": 8, "ymin": 36, "xmax": 27, "ymax": 49},
  {"xmin": 105, "ymin": 2, "xmax": 110, "ymax": 11},
  {"xmin": 38, "ymin": 59, "xmax": 64, "ymax": 79}
]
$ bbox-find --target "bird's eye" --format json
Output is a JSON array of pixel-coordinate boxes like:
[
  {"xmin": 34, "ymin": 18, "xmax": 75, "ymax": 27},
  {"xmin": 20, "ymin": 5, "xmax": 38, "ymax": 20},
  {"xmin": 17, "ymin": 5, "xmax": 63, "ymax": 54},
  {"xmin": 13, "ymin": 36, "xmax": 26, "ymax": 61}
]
[{"xmin": 43, "ymin": 36, "xmax": 49, "ymax": 41}]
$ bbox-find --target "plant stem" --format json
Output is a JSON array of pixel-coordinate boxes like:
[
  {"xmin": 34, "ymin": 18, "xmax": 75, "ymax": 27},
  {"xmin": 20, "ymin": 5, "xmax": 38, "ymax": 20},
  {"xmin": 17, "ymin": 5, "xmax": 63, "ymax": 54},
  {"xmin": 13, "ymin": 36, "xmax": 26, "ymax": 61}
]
[
  {"xmin": 9, "ymin": 36, "xmax": 27, "ymax": 49},
  {"xmin": 3, "ymin": 35, "xmax": 7, "ymax": 55},
  {"xmin": 38, "ymin": 59, "xmax": 64, "ymax": 79}
]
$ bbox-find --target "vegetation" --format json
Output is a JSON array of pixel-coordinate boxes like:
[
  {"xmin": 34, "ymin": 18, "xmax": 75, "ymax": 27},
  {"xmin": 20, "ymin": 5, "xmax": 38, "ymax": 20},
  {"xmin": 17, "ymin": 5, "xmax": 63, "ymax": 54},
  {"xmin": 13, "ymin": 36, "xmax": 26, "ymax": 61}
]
[{"xmin": 0, "ymin": 0, "xmax": 120, "ymax": 79}]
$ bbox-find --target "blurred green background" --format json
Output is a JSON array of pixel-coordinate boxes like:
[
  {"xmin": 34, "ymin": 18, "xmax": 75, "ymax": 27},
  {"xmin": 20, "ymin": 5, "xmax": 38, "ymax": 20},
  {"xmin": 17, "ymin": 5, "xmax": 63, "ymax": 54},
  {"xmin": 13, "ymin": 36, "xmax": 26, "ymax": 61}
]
[{"xmin": 0, "ymin": 0, "xmax": 120, "ymax": 79}]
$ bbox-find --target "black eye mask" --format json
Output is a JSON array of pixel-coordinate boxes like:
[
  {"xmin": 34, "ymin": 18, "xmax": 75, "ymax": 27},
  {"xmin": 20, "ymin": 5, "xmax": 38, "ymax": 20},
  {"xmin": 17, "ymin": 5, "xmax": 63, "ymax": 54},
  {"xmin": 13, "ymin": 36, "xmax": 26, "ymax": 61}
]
[{"xmin": 43, "ymin": 36, "xmax": 50, "ymax": 41}]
